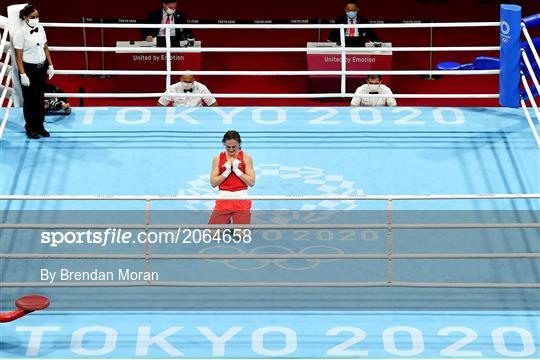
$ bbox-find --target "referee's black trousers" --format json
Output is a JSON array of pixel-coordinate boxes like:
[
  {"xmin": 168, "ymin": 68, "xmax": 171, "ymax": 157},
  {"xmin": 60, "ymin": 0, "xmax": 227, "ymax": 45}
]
[{"xmin": 21, "ymin": 62, "xmax": 47, "ymax": 133}]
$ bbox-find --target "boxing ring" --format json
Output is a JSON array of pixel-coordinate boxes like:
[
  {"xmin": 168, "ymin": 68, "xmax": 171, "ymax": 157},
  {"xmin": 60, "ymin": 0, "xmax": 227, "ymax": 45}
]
[{"xmin": 0, "ymin": 4, "xmax": 539, "ymax": 359}]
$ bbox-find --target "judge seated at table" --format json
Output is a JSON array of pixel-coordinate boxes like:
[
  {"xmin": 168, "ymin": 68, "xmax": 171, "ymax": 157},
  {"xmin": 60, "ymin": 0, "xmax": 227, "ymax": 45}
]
[
  {"xmin": 157, "ymin": 74, "xmax": 218, "ymax": 107},
  {"xmin": 142, "ymin": 0, "xmax": 194, "ymax": 47},
  {"xmin": 328, "ymin": 0, "xmax": 380, "ymax": 46},
  {"xmin": 351, "ymin": 75, "xmax": 396, "ymax": 107}
]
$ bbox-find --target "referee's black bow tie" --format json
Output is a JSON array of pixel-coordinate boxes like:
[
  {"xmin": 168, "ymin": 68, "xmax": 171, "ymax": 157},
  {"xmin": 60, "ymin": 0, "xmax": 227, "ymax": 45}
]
[
  {"xmin": 30, "ymin": 27, "xmax": 39, "ymax": 34},
  {"xmin": 184, "ymin": 89, "xmax": 193, "ymax": 93}
]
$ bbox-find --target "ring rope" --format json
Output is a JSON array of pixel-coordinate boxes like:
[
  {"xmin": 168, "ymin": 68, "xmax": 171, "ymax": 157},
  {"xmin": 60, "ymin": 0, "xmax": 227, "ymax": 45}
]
[
  {"xmin": 40, "ymin": 21, "xmax": 501, "ymax": 29},
  {"xmin": 48, "ymin": 46, "xmax": 501, "ymax": 53},
  {"xmin": 0, "ymin": 96, "xmax": 12, "ymax": 138},
  {"xmin": 53, "ymin": 70, "xmax": 499, "ymax": 76},
  {"xmin": 521, "ymin": 75, "xmax": 540, "ymax": 127},
  {"xmin": 521, "ymin": 52, "xmax": 540, "ymax": 111},
  {"xmin": 44, "ymin": 93, "xmax": 500, "ymax": 99},
  {"xmin": 520, "ymin": 99, "xmax": 540, "ymax": 147},
  {"xmin": 0, "ymin": 73, "xmax": 10, "ymax": 108},
  {"xmin": 1, "ymin": 194, "xmax": 538, "ymax": 201},
  {"xmin": 1, "ymin": 281, "xmax": 537, "ymax": 288},
  {"xmin": 3, "ymin": 253, "xmax": 539, "ymax": 260},
  {"xmin": 521, "ymin": 24, "xmax": 540, "ymax": 70},
  {"xmin": 3, "ymin": 223, "xmax": 538, "ymax": 230}
]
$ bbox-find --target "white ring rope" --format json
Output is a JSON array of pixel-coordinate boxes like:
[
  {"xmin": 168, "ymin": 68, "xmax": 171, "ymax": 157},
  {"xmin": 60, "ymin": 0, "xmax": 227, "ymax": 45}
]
[
  {"xmin": 0, "ymin": 51, "xmax": 11, "ymax": 86},
  {"xmin": 520, "ymin": 99, "xmax": 540, "ymax": 147},
  {"xmin": 3, "ymin": 253, "xmax": 539, "ymax": 260},
  {"xmin": 1, "ymin": 194, "xmax": 538, "ymax": 201},
  {"xmin": 2, "ymin": 222, "xmax": 537, "ymax": 230},
  {"xmin": 49, "ymin": 45, "xmax": 501, "ymax": 53},
  {"xmin": 0, "ymin": 27, "xmax": 9, "ymax": 60},
  {"xmin": 0, "ymin": 21, "xmax": 501, "ymax": 101},
  {"xmin": 521, "ymin": 51, "xmax": 540, "ymax": 111},
  {"xmin": 53, "ymin": 70, "xmax": 499, "ymax": 76},
  {"xmin": 522, "ymin": 24, "xmax": 540, "ymax": 72},
  {"xmin": 0, "ymin": 96, "xmax": 13, "ymax": 138},
  {"xmin": 40, "ymin": 21, "xmax": 501, "ymax": 29},
  {"xmin": 521, "ymin": 74, "xmax": 540, "ymax": 127},
  {"xmin": 0, "ymin": 73, "xmax": 11, "ymax": 107},
  {"xmin": 0, "ymin": 281, "xmax": 537, "ymax": 288},
  {"xmin": 44, "ymin": 92, "xmax": 499, "ymax": 99}
]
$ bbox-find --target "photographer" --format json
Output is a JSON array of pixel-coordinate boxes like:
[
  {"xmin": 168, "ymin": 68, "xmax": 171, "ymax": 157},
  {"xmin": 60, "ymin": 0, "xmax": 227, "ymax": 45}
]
[{"xmin": 44, "ymin": 83, "xmax": 71, "ymax": 115}]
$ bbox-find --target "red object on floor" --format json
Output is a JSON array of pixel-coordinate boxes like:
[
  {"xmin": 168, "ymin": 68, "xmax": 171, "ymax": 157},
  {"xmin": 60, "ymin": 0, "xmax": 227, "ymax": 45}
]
[
  {"xmin": 15, "ymin": 295, "xmax": 50, "ymax": 311},
  {"xmin": 0, "ymin": 295, "xmax": 50, "ymax": 323}
]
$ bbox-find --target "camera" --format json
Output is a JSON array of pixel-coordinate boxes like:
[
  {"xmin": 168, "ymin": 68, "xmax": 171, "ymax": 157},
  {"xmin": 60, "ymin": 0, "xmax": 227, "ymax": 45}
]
[{"xmin": 48, "ymin": 99, "xmax": 64, "ymax": 111}]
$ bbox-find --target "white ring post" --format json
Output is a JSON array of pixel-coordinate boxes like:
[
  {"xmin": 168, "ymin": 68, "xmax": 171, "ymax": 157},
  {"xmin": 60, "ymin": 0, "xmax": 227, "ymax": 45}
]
[
  {"xmin": 340, "ymin": 25, "xmax": 346, "ymax": 96},
  {"xmin": 165, "ymin": 28, "xmax": 172, "ymax": 90}
]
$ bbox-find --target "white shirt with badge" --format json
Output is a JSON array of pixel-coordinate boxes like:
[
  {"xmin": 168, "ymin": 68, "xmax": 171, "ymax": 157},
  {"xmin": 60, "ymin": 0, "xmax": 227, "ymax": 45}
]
[
  {"xmin": 159, "ymin": 9, "xmax": 176, "ymax": 37},
  {"xmin": 13, "ymin": 24, "xmax": 47, "ymax": 64},
  {"xmin": 351, "ymin": 84, "xmax": 397, "ymax": 107},
  {"xmin": 158, "ymin": 81, "xmax": 217, "ymax": 107}
]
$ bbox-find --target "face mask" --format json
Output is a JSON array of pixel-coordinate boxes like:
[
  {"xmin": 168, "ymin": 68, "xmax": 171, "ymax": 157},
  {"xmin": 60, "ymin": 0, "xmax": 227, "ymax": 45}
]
[
  {"xmin": 346, "ymin": 11, "xmax": 357, "ymax": 19},
  {"xmin": 28, "ymin": 18, "xmax": 39, "ymax": 27},
  {"xmin": 368, "ymin": 84, "xmax": 380, "ymax": 93},
  {"xmin": 182, "ymin": 82, "xmax": 193, "ymax": 90},
  {"xmin": 165, "ymin": 8, "xmax": 175, "ymax": 15}
]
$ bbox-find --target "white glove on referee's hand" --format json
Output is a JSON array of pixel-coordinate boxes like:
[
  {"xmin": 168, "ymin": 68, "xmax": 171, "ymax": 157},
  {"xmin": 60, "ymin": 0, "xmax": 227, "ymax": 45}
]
[
  {"xmin": 20, "ymin": 74, "xmax": 30, "ymax": 87},
  {"xmin": 232, "ymin": 159, "xmax": 243, "ymax": 177},
  {"xmin": 221, "ymin": 161, "xmax": 232, "ymax": 178},
  {"xmin": 47, "ymin": 65, "xmax": 54, "ymax": 80}
]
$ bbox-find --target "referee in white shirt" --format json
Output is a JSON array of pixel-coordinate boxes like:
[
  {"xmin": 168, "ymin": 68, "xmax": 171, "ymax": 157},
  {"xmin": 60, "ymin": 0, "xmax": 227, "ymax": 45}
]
[
  {"xmin": 158, "ymin": 74, "xmax": 218, "ymax": 107},
  {"xmin": 13, "ymin": 4, "xmax": 55, "ymax": 139},
  {"xmin": 351, "ymin": 75, "xmax": 397, "ymax": 107}
]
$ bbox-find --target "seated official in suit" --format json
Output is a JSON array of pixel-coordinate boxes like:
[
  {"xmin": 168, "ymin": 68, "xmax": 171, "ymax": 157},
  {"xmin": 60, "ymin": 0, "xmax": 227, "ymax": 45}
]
[
  {"xmin": 142, "ymin": 0, "xmax": 194, "ymax": 47},
  {"xmin": 329, "ymin": 0, "xmax": 380, "ymax": 46},
  {"xmin": 158, "ymin": 74, "xmax": 218, "ymax": 107}
]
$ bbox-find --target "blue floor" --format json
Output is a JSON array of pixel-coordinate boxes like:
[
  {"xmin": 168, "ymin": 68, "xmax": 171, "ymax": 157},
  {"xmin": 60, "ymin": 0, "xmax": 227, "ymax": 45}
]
[
  {"xmin": 1, "ymin": 106, "xmax": 538, "ymax": 210},
  {"xmin": 1, "ymin": 107, "xmax": 539, "ymax": 358}
]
